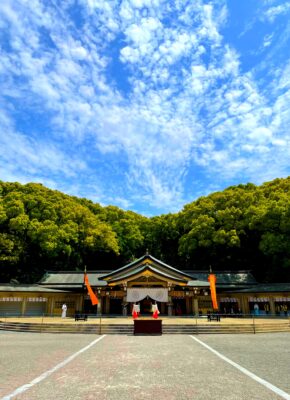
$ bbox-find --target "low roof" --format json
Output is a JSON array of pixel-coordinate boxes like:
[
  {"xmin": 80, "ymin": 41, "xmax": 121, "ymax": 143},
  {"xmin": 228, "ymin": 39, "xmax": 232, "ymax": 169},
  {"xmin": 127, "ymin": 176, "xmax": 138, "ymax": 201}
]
[
  {"xmin": 187, "ymin": 280, "xmax": 210, "ymax": 287},
  {"xmin": 188, "ymin": 271, "xmax": 257, "ymax": 286},
  {"xmin": 0, "ymin": 284, "xmax": 68, "ymax": 293},
  {"xmin": 231, "ymin": 283, "xmax": 290, "ymax": 293},
  {"xmin": 38, "ymin": 271, "xmax": 109, "ymax": 287}
]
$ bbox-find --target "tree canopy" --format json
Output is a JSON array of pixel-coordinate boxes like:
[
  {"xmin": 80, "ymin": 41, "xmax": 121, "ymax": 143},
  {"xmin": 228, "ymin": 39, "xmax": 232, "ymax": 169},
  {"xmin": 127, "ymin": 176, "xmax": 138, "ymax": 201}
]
[{"xmin": 1, "ymin": 177, "xmax": 290, "ymax": 283}]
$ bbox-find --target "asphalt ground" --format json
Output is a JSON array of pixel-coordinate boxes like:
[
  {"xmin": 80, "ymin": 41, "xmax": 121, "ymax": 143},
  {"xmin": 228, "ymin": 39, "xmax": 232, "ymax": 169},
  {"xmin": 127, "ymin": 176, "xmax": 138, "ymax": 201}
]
[{"xmin": 0, "ymin": 332, "xmax": 289, "ymax": 400}]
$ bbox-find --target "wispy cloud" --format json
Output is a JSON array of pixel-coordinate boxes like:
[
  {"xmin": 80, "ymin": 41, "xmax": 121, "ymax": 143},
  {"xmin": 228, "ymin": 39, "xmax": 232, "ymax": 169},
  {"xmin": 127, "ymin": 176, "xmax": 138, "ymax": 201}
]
[
  {"xmin": 263, "ymin": 2, "xmax": 290, "ymax": 22},
  {"xmin": 0, "ymin": 0, "xmax": 290, "ymax": 214}
]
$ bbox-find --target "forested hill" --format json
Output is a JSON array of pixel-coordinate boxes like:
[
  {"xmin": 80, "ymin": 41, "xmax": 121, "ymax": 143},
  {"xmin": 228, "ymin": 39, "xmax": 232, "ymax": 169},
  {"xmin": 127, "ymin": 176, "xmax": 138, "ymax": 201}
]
[{"xmin": 1, "ymin": 178, "xmax": 290, "ymax": 283}]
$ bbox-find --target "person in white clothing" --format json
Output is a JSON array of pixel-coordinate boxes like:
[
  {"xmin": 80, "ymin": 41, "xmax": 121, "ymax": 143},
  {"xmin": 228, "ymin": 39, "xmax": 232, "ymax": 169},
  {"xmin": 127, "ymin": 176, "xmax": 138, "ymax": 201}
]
[{"xmin": 61, "ymin": 303, "xmax": 67, "ymax": 318}]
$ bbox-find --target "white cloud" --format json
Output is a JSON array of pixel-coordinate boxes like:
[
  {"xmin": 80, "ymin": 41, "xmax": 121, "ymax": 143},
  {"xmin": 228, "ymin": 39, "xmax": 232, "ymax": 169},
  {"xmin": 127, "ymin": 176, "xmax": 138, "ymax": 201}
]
[
  {"xmin": 264, "ymin": 2, "xmax": 290, "ymax": 22},
  {"xmin": 125, "ymin": 17, "xmax": 162, "ymax": 45},
  {"xmin": 0, "ymin": 0, "xmax": 290, "ymax": 214},
  {"xmin": 248, "ymin": 127, "xmax": 272, "ymax": 143},
  {"xmin": 263, "ymin": 33, "xmax": 274, "ymax": 47}
]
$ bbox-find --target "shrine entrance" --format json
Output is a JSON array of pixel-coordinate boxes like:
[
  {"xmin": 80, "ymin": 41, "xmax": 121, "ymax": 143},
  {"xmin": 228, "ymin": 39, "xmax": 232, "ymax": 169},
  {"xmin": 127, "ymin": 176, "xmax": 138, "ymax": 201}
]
[
  {"xmin": 140, "ymin": 297, "xmax": 152, "ymax": 314},
  {"xmin": 139, "ymin": 297, "xmax": 162, "ymax": 315}
]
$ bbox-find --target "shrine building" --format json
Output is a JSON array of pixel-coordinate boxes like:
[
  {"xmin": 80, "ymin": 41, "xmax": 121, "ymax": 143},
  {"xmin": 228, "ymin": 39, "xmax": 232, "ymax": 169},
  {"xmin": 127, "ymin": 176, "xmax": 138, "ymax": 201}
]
[{"xmin": 0, "ymin": 253, "xmax": 290, "ymax": 317}]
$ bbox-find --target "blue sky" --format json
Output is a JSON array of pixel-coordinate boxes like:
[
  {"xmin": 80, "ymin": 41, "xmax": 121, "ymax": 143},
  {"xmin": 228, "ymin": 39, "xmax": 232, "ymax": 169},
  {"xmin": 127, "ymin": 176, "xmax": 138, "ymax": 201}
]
[{"xmin": 0, "ymin": 0, "xmax": 290, "ymax": 216}]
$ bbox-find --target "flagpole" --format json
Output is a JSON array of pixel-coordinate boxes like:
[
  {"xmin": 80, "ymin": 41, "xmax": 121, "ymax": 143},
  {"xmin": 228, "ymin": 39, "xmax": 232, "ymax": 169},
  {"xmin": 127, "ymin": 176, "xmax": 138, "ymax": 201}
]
[{"xmin": 83, "ymin": 265, "xmax": 87, "ymax": 313}]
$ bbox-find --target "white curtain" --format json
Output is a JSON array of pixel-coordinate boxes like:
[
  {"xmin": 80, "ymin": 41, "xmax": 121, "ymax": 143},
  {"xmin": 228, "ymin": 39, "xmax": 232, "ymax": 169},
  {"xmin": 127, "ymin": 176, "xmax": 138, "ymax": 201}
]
[{"xmin": 127, "ymin": 288, "xmax": 168, "ymax": 303}]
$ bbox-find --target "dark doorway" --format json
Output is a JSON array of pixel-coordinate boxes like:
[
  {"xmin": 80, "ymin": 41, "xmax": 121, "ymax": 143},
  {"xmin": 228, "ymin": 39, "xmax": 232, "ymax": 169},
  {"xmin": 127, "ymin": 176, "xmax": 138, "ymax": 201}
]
[
  {"xmin": 140, "ymin": 298, "xmax": 152, "ymax": 314},
  {"xmin": 172, "ymin": 298, "xmax": 186, "ymax": 315},
  {"xmin": 110, "ymin": 298, "xmax": 122, "ymax": 315},
  {"xmin": 84, "ymin": 299, "xmax": 97, "ymax": 315}
]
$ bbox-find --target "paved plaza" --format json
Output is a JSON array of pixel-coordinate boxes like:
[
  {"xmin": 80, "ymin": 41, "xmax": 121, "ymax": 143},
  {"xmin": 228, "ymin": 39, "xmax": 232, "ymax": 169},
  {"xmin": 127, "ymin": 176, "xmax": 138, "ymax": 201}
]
[{"xmin": 0, "ymin": 332, "xmax": 290, "ymax": 400}]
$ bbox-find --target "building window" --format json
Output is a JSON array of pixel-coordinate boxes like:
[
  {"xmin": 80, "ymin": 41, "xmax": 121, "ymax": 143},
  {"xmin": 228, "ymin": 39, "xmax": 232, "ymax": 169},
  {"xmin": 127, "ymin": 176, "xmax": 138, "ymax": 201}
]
[
  {"xmin": 198, "ymin": 300, "xmax": 212, "ymax": 309},
  {"xmin": 0, "ymin": 297, "xmax": 22, "ymax": 302},
  {"xmin": 27, "ymin": 297, "xmax": 47, "ymax": 302},
  {"xmin": 55, "ymin": 301, "xmax": 75, "ymax": 309}
]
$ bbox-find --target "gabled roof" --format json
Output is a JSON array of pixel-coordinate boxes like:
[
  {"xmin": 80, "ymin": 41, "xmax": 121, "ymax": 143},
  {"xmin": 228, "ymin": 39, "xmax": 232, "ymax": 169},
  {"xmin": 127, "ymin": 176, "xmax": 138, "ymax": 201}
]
[
  {"xmin": 99, "ymin": 254, "xmax": 194, "ymax": 283},
  {"xmin": 34, "ymin": 259, "xmax": 258, "ymax": 290},
  {"xmin": 102, "ymin": 264, "xmax": 189, "ymax": 283}
]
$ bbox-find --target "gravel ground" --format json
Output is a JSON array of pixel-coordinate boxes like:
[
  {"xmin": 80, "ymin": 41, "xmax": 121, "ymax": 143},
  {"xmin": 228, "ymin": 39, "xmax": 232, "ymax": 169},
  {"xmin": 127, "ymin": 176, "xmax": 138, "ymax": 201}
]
[{"xmin": 0, "ymin": 332, "xmax": 289, "ymax": 400}]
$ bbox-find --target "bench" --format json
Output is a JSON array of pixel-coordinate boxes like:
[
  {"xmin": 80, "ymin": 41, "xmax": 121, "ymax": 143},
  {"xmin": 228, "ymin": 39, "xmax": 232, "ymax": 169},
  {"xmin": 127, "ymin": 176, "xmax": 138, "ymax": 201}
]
[
  {"xmin": 207, "ymin": 314, "xmax": 221, "ymax": 322},
  {"xmin": 74, "ymin": 312, "xmax": 88, "ymax": 321}
]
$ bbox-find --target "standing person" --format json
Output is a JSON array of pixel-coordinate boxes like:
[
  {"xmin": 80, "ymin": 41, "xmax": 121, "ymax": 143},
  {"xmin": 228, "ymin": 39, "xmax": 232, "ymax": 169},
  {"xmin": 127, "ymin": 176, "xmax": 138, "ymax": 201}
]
[
  {"xmin": 254, "ymin": 303, "xmax": 259, "ymax": 316},
  {"xmin": 152, "ymin": 303, "xmax": 160, "ymax": 319},
  {"xmin": 61, "ymin": 303, "xmax": 67, "ymax": 318},
  {"xmin": 132, "ymin": 303, "xmax": 139, "ymax": 319}
]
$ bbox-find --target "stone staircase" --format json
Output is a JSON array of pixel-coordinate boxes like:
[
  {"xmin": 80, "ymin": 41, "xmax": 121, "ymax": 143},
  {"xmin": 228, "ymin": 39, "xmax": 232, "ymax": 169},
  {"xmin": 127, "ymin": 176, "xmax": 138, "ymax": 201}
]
[
  {"xmin": 162, "ymin": 323, "xmax": 290, "ymax": 334},
  {"xmin": 0, "ymin": 321, "xmax": 101, "ymax": 334},
  {"xmin": 0, "ymin": 321, "xmax": 289, "ymax": 335}
]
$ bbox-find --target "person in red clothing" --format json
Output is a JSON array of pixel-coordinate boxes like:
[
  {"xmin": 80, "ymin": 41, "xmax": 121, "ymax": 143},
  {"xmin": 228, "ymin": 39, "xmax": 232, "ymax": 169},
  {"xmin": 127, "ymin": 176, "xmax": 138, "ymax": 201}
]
[
  {"xmin": 132, "ymin": 303, "xmax": 139, "ymax": 319},
  {"xmin": 152, "ymin": 303, "xmax": 160, "ymax": 319}
]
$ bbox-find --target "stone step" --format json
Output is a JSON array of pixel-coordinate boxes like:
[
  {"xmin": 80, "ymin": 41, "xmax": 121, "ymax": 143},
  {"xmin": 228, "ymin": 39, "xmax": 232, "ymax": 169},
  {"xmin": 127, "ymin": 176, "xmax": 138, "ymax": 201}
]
[{"xmin": 0, "ymin": 321, "xmax": 289, "ymax": 334}]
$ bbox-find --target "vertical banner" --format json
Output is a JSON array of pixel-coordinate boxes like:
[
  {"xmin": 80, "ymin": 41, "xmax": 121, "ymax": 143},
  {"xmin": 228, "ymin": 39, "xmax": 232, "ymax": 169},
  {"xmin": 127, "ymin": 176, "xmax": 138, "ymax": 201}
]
[
  {"xmin": 84, "ymin": 274, "xmax": 98, "ymax": 305},
  {"xmin": 208, "ymin": 274, "xmax": 218, "ymax": 310}
]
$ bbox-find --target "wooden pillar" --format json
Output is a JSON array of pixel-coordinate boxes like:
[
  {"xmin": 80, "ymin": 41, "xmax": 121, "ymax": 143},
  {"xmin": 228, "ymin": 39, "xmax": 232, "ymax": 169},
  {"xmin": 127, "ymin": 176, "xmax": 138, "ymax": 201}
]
[
  {"xmin": 21, "ymin": 298, "xmax": 26, "ymax": 316},
  {"xmin": 78, "ymin": 296, "xmax": 83, "ymax": 313},
  {"xmin": 122, "ymin": 296, "xmax": 127, "ymax": 316},
  {"xmin": 193, "ymin": 298, "xmax": 199, "ymax": 315},
  {"xmin": 167, "ymin": 295, "xmax": 172, "ymax": 316},
  {"xmin": 105, "ymin": 295, "xmax": 110, "ymax": 314},
  {"xmin": 161, "ymin": 302, "xmax": 165, "ymax": 314},
  {"xmin": 50, "ymin": 297, "xmax": 55, "ymax": 316},
  {"xmin": 241, "ymin": 295, "xmax": 249, "ymax": 314},
  {"xmin": 97, "ymin": 296, "xmax": 102, "ymax": 315},
  {"xmin": 269, "ymin": 296, "xmax": 275, "ymax": 315}
]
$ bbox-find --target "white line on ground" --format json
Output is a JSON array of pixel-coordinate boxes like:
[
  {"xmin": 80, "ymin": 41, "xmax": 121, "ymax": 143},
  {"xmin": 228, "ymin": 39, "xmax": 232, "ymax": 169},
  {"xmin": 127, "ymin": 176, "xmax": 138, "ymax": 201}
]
[
  {"xmin": 189, "ymin": 335, "xmax": 290, "ymax": 400},
  {"xmin": 1, "ymin": 335, "xmax": 106, "ymax": 400}
]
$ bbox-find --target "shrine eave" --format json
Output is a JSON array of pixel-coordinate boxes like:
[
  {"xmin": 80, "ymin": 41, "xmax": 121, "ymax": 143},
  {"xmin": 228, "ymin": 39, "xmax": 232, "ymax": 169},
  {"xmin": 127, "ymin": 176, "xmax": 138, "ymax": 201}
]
[
  {"xmin": 103, "ymin": 264, "xmax": 189, "ymax": 284},
  {"xmin": 99, "ymin": 253, "xmax": 194, "ymax": 282}
]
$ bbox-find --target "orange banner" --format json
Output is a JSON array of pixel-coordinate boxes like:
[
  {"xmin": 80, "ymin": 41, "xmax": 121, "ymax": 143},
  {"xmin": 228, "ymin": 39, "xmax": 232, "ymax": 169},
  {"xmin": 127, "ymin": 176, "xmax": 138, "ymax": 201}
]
[
  {"xmin": 84, "ymin": 274, "xmax": 98, "ymax": 306},
  {"xmin": 208, "ymin": 274, "xmax": 218, "ymax": 310}
]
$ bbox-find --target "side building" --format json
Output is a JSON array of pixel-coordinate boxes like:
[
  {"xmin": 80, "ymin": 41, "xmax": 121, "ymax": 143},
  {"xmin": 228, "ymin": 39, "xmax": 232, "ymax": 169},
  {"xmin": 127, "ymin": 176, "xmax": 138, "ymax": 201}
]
[{"xmin": 0, "ymin": 253, "xmax": 290, "ymax": 317}]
